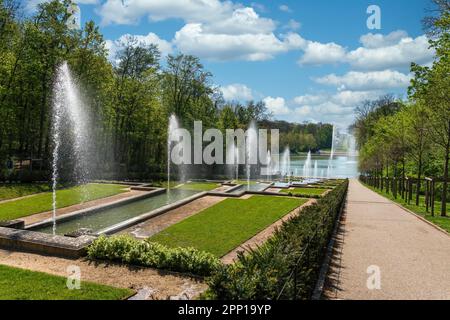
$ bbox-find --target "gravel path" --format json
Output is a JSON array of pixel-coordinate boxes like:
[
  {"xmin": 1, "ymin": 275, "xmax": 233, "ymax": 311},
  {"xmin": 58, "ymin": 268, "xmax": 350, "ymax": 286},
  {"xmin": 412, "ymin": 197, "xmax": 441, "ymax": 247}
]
[{"xmin": 325, "ymin": 179, "xmax": 450, "ymax": 300}]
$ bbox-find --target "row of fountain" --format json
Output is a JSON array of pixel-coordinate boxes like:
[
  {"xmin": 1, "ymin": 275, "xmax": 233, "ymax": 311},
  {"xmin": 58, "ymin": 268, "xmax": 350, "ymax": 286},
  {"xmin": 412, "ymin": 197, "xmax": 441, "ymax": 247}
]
[{"xmin": 51, "ymin": 62, "xmax": 342, "ymax": 235}]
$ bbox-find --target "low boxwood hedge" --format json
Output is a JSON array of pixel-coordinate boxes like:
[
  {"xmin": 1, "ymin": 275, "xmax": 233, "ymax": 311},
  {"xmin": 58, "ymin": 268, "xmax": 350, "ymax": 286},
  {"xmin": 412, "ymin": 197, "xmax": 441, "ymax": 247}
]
[
  {"xmin": 87, "ymin": 235, "xmax": 221, "ymax": 276},
  {"xmin": 204, "ymin": 179, "xmax": 348, "ymax": 300}
]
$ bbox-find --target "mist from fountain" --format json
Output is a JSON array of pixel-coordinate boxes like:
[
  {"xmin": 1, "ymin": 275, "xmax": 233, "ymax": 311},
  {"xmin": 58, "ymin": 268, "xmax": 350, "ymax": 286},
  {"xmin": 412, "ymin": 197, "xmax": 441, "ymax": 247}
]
[
  {"xmin": 281, "ymin": 147, "xmax": 290, "ymax": 183},
  {"xmin": 51, "ymin": 61, "xmax": 90, "ymax": 235},
  {"xmin": 313, "ymin": 160, "xmax": 318, "ymax": 178},
  {"xmin": 302, "ymin": 150, "xmax": 312, "ymax": 178},
  {"xmin": 246, "ymin": 121, "xmax": 258, "ymax": 187},
  {"xmin": 167, "ymin": 114, "xmax": 180, "ymax": 190},
  {"xmin": 327, "ymin": 125, "xmax": 336, "ymax": 178},
  {"xmin": 266, "ymin": 150, "xmax": 271, "ymax": 182}
]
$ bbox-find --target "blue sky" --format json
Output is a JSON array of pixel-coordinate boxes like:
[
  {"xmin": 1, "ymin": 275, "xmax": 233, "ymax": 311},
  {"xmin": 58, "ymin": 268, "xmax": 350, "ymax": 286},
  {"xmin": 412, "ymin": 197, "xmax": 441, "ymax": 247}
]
[{"xmin": 26, "ymin": 0, "xmax": 435, "ymax": 128}]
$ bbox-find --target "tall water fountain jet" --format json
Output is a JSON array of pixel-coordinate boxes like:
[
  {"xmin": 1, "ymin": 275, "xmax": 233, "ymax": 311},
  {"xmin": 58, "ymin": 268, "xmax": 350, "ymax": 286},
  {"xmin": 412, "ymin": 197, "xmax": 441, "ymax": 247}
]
[
  {"xmin": 347, "ymin": 134, "xmax": 357, "ymax": 157},
  {"xmin": 313, "ymin": 160, "xmax": 318, "ymax": 178},
  {"xmin": 51, "ymin": 61, "xmax": 90, "ymax": 234},
  {"xmin": 327, "ymin": 125, "xmax": 336, "ymax": 178},
  {"xmin": 302, "ymin": 150, "xmax": 312, "ymax": 178},
  {"xmin": 226, "ymin": 140, "xmax": 237, "ymax": 180},
  {"xmin": 167, "ymin": 114, "xmax": 179, "ymax": 190},
  {"xmin": 266, "ymin": 150, "xmax": 272, "ymax": 182},
  {"xmin": 246, "ymin": 121, "xmax": 258, "ymax": 187},
  {"xmin": 281, "ymin": 147, "xmax": 290, "ymax": 183}
]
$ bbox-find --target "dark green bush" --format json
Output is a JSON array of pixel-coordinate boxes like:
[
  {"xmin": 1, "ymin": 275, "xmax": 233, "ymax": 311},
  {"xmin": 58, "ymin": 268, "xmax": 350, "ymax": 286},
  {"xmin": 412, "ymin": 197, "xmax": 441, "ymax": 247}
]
[
  {"xmin": 87, "ymin": 235, "xmax": 221, "ymax": 276},
  {"xmin": 205, "ymin": 180, "xmax": 348, "ymax": 300}
]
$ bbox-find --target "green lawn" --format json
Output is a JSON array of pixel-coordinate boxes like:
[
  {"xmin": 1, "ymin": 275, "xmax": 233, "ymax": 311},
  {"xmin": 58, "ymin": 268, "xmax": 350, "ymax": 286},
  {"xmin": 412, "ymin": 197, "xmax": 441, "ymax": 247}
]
[
  {"xmin": 177, "ymin": 182, "xmax": 220, "ymax": 191},
  {"xmin": 365, "ymin": 184, "xmax": 450, "ymax": 233},
  {"xmin": 280, "ymin": 187, "xmax": 326, "ymax": 197},
  {"xmin": 0, "ymin": 183, "xmax": 52, "ymax": 201},
  {"xmin": 0, "ymin": 264, "xmax": 133, "ymax": 300},
  {"xmin": 0, "ymin": 183, "xmax": 127, "ymax": 221},
  {"xmin": 149, "ymin": 195, "xmax": 307, "ymax": 257}
]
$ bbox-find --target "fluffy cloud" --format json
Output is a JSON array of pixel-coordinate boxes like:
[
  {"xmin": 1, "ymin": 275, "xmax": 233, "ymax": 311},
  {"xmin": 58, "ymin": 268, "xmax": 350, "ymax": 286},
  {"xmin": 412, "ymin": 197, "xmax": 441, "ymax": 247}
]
[
  {"xmin": 174, "ymin": 24, "xmax": 304, "ymax": 61},
  {"xmin": 221, "ymin": 84, "xmax": 253, "ymax": 101},
  {"xmin": 284, "ymin": 19, "xmax": 301, "ymax": 31},
  {"xmin": 279, "ymin": 5, "xmax": 292, "ymax": 13},
  {"xmin": 105, "ymin": 32, "xmax": 173, "ymax": 63},
  {"xmin": 298, "ymin": 30, "xmax": 434, "ymax": 70},
  {"xmin": 298, "ymin": 41, "xmax": 347, "ymax": 65},
  {"xmin": 292, "ymin": 90, "xmax": 382, "ymax": 127},
  {"xmin": 315, "ymin": 70, "xmax": 412, "ymax": 91},
  {"xmin": 263, "ymin": 97, "xmax": 290, "ymax": 115}
]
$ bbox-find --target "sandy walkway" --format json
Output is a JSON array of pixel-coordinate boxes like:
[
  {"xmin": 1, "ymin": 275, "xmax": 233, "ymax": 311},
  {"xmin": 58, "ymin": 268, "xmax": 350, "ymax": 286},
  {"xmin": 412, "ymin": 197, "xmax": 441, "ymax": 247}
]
[
  {"xmin": 324, "ymin": 179, "xmax": 450, "ymax": 300},
  {"xmin": 221, "ymin": 199, "xmax": 316, "ymax": 264},
  {"xmin": 121, "ymin": 196, "xmax": 226, "ymax": 239},
  {"xmin": 22, "ymin": 189, "xmax": 149, "ymax": 226},
  {"xmin": 0, "ymin": 249, "xmax": 207, "ymax": 300}
]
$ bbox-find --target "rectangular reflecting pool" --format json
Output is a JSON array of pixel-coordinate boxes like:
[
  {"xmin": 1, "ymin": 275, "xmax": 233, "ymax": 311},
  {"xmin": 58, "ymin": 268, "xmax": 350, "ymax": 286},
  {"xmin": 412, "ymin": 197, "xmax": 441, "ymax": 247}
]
[
  {"xmin": 227, "ymin": 182, "xmax": 271, "ymax": 194},
  {"xmin": 33, "ymin": 189, "xmax": 200, "ymax": 235}
]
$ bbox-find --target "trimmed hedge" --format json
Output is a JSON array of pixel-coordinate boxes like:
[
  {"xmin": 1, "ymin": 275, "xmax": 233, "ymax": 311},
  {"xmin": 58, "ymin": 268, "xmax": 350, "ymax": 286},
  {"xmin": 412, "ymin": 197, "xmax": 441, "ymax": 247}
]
[
  {"xmin": 204, "ymin": 180, "xmax": 348, "ymax": 300},
  {"xmin": 87, "ymin": 235, "xmax": 221, "ymax": 276}
]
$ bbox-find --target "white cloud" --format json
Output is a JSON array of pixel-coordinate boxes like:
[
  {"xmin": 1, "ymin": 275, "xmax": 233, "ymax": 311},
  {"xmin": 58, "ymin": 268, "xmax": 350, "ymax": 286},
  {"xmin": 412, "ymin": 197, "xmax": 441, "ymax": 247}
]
[
  {"xmin": 315, "ymin": 70, "xmax": 412, "ymax": 91},
  {"xmin": 359, "ymin": 30, "xmax": 408, "ymax": 49},
  {"xmin": 279, "ymin": 5, "xmax": 292, "ymax": 13},
  {"xmin": 174, "ymin": 24, "xmax": 304, "ymax": 61},
  {"xmin": 298, "ymin": 41, "xmax": 347, "ymax": 65},
  {"xmin": 347, "ymin": 34, "xmax": 433, "ymax": 70},
  {"xmin": 105, "ymin": 32, "xmax": 172, "ymax": 63},
  {"xmin": 221, "ymin": 84, "xmax": 253, "ymax": 101},
  {"xmin": 263, "ymin": 97, "xmax": 290, "ymax": 115},
  {"xmin": 297, "ymin": 30, "xmax": 434, "ymax": 70},
  {"xmin": 284, "ymin": 19, "xmax": 301, "ymax": 31},
  {"xmin": 291, "ymin": 90, "xmax": 383, "ymax": 127}
]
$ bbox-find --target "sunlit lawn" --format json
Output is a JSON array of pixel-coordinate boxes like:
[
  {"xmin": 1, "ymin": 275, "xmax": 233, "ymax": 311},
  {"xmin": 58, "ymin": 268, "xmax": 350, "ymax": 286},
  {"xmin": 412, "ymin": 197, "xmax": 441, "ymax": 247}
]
[
  {"xmin": 366, "ymin": 184, "xmax": 450, "ymax": 233},
  {"xmin": 149, "ymin": 195, "xmax": 306, "ymax": 257},
  {"xmin": 0, "ymin": 183, "xmax": 127, "ymax": 221},
  {"xmin": 0, "ymin": 183, "xmax": 52, "ymax": 201},
  {"xmin": 0, "ymin": 264, "xmax": 133, "ymax": 300}
]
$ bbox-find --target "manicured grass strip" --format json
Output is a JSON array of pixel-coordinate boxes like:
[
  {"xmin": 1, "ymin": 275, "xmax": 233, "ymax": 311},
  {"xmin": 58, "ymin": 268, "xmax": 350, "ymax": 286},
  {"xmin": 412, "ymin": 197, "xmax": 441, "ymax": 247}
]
[
  {"xmin": 0, "ymin": 183, "xmax": 52, "ymax": 201},
  {"xmin": 0, "ymin": 183, "xmax": 127, "ymax": 221},
  {"xmin": 365, "ymin": 184, "xmax": 450, "ymax": 233},
  {"xmin": 178, "ymin": 182, "xmax": 220, "ymax": 191},
  {"xmin": 280, "ymin": 187, "xmax": 326, "ymax": 196},
  {"xmin": 0, "ymin": 264, "xmax": 133, "ymax": 300},
  {"xmin": 149, "ymin": 195, "xmax": 307, "ymax": 257}
]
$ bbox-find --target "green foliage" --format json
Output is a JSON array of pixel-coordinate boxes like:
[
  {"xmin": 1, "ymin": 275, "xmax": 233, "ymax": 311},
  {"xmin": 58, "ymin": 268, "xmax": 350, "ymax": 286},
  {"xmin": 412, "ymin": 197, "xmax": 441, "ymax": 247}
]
[
  {"xmin": 205, "ymin": 180, "xmax": 348, "ymax": 300},
  {"xmin": 355, "ymin": 6, "xmax": 449, "ymax": 216},
  {"xmin": 149, "ymin": 196, "xmax": 306, "ymax": 257},
  {"xmin": 0, "ymin": 183, "xmax": 51, "ymax": 201},
  {"xmin": 87, "ymin": 235, "xmax": 221, "ymax": 276},
  {"xmin": 0, "ymin": 264, "xmax": 133, "ymax": 300}
]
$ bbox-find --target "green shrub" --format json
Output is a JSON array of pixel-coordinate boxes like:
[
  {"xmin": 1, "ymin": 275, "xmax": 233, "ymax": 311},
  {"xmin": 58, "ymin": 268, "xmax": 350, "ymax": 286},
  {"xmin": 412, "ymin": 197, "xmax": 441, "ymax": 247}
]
[
  {"xmin": 205, "ymin": 180, "xmax": 348, "ymax": 300},
  {"xmin": 87, "ymin": 235, "xmax": 221, "ymax": 276}
]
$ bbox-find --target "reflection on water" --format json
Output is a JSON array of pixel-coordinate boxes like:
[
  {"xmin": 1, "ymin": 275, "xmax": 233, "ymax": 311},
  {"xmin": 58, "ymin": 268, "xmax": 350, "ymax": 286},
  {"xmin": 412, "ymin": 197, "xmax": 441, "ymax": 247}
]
[
  {"xmin": 34, "ymin": 189, "xmax": 199, "ymax": 235},
  {"xmin": 290, "ymin": 154, "xmax": 359, "ymax": 178}
]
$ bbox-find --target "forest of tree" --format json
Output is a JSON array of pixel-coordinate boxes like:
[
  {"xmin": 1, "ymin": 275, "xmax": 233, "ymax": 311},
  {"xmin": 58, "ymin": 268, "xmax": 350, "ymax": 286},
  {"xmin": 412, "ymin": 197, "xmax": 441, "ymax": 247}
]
[
  {"xmin": 0, "ymin": 0, "xmax": 332, "ymax": 181},
  {"xmin": 353, "ymin": 0, "xmax": 449, "ymax": 216}
]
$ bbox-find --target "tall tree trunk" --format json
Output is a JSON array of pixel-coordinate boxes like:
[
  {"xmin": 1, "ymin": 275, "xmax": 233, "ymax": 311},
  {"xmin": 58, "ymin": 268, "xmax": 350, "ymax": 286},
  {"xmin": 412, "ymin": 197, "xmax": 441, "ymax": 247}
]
[{"xmin": 416, "ymin": 154, "xmax": 423, "ymax": 206}]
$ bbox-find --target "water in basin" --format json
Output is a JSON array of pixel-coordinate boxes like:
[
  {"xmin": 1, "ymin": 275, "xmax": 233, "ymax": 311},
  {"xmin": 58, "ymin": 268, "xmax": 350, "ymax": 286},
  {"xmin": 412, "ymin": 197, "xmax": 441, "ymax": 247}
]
[{"xmin": 33, "ymin": 189, "xmax": 199, "ymax": 235}]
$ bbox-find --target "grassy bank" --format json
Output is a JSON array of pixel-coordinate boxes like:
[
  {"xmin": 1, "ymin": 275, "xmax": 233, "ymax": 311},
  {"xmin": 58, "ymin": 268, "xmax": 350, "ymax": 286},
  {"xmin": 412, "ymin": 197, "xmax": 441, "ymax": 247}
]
[
  {"xmin": 0, "ymin": 183, "xmax": 127, "ymax": 221},
  {"xmin": 280, "ymin": 187, "xmax": 327, "ymax": 197},
  {"xmin": 0, "ymin": 183, "xmax": 52, "ymax": 201},
  {"xmin": 365, "ymin": 184, "xmax": 450, "ymax": 233},
  {"xmin": 0, "ymin": 264, "xmax": 133, "ymax": 300}
]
